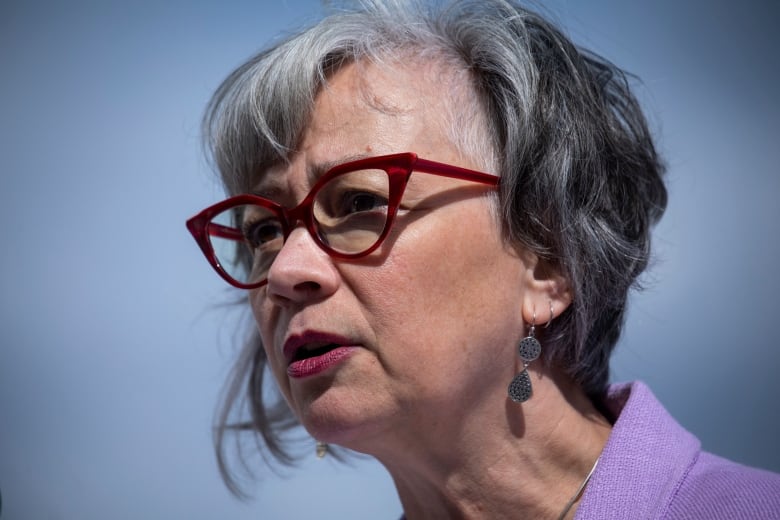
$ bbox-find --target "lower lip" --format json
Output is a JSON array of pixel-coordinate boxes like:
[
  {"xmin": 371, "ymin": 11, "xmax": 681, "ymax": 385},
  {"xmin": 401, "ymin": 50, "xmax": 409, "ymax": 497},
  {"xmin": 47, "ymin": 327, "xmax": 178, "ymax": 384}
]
[{"xmin": 287, "ymin": 346, "xmax": 359, "ymax": 378}]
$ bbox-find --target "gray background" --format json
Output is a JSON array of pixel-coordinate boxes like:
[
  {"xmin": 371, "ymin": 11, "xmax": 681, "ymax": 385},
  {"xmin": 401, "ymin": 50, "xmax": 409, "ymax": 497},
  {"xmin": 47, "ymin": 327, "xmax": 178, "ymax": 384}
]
[{"xmin": 1, "ymin": 0, "xmax": 778, "ymax": 518}]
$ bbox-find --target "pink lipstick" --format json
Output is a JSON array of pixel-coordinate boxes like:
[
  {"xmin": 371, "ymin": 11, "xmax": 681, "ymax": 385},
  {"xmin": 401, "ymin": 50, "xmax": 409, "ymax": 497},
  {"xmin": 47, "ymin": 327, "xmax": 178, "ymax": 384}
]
[
  {"xmin": 287, "ymin": 346, "xmax": 358, "ymax": 378},
  {"xmin": 283, "ymin": 332, "xmax": 360, "ymax": 378}
]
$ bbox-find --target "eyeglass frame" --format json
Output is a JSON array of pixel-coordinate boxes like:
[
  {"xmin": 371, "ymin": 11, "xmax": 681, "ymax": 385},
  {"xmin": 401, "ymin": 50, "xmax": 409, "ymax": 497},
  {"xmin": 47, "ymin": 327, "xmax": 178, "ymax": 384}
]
[{"xmin": 186, "ymin": 152, "xmax": 500, "ymax": 289}]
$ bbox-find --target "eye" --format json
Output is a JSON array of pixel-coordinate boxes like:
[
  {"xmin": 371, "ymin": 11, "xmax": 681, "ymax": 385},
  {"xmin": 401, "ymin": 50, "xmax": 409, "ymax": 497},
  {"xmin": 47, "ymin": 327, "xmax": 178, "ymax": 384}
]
[
  {"xmin": 343, "ymin": 191, "xmax": 387, "ymax": 215},
  {"xmin": 313, "ymin": 168, "xmax": 390, "ymax": 223},
  {"xmin": 243, "ymin": 218, "xmax": 284, "ymax": 248}
]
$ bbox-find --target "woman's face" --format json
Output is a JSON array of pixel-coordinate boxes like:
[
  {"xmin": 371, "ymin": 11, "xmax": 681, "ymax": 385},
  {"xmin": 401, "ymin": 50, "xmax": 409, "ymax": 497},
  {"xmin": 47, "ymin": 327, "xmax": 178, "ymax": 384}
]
[{"xmin": 250, "ymin": 61, "xmax": 538, "ymax": 453}]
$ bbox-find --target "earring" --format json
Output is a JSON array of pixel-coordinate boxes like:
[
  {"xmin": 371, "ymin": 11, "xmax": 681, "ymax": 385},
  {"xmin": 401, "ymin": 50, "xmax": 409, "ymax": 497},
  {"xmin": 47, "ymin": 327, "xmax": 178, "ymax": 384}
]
[
  {"xmin": 316, "ymin": 440, "xmax": 329, "ymax": 459},
  {"xmin": 508, "ymin": 302, "xmax": 552, "ymax": 403}
]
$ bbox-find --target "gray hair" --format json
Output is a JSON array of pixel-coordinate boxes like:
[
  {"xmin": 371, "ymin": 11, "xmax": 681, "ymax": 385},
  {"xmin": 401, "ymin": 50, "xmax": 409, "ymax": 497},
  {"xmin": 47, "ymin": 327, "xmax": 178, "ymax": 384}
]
[{"xmin": 204, "ymin": 0, "xmax": 667, "ymax": 494}]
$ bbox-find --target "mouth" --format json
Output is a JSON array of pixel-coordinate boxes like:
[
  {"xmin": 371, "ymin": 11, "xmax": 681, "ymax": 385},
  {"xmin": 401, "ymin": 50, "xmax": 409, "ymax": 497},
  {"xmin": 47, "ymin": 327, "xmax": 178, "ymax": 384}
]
[
  {"xmin": 283, "ymin": 332, "xmax": 360, "ymax": 365},
  {"xmin": 290, "ymin": 342, "xmax": 342, "ymax": 362},
  {"xmin": 282, "ymin": 331, "xmax": 361, "ymax": 378},
  {"xmin": 284, "ymin": 338, "xmax": 360, "ymax": 379}
]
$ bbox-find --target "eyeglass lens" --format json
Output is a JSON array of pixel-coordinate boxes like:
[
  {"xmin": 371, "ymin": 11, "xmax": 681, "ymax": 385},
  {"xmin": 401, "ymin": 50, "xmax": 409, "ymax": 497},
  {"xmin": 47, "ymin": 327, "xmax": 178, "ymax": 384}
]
[{"xmin": 207, "ymin": 168, "xmax": 391, "ymax": 286}]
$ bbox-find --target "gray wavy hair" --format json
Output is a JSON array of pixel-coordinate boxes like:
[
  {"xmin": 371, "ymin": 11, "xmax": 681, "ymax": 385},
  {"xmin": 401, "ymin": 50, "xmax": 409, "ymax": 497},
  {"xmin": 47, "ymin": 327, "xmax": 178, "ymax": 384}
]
[{"xmin": 204, "ymin": 0, "xmax": 667, "ymax": 494}]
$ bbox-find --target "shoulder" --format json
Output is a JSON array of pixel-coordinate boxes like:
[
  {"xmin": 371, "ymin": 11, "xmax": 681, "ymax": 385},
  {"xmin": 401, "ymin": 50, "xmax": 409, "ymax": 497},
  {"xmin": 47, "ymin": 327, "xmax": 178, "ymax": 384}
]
[
  {"xmin": 666, "ymin": 452, "xmax": 780, "ymax": 519},
  {"xmin": 576, "ymin": 382, "xmax": 780, "ymax": 520}
]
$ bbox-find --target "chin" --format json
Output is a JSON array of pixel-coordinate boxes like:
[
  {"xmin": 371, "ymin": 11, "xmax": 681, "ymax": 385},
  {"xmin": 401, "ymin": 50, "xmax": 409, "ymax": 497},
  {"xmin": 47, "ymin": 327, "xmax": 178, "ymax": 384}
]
[{"xmin": 298, "ymin": 390, "xmax": 391, "ymax": 451}]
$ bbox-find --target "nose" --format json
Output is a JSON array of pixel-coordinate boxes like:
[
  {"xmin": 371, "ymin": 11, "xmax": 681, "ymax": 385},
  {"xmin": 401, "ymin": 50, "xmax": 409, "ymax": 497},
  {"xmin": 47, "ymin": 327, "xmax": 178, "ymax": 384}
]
[{"xmin": 265, "ymin": 225, "xmax": 340, "ymax": 305}]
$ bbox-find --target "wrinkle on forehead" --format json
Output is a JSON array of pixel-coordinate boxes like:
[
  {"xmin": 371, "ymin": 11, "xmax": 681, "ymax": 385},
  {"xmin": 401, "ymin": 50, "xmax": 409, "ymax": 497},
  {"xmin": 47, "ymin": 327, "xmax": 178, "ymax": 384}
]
[
  {"xmin": 248, "ymin": 53, "xmax": 498, "ymax": 192},
  {"xmin": 316, "ymin": 59, "xmax": 420, "ymax": 120},
  {"xmin": 337, "ymin": 55, "xmax": 497, "ymax": 174}
]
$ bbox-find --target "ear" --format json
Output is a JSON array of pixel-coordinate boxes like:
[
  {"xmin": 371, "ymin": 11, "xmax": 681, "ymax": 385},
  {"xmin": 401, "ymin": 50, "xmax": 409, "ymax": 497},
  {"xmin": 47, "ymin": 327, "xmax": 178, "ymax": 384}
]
[{"xmin": 518, "ymin": 252, "xmax": 572, "ymax": 326}]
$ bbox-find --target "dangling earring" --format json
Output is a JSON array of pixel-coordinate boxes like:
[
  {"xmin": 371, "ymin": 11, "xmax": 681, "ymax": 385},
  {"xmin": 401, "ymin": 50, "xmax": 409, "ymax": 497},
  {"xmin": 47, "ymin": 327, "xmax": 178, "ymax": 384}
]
[
  {"xmin": 316, "ymin": 440, "xmax": 329, "ymax": 459},
  {"xmin": 508, "ymin": 302, "xmax": 552, "ymax": 403}
]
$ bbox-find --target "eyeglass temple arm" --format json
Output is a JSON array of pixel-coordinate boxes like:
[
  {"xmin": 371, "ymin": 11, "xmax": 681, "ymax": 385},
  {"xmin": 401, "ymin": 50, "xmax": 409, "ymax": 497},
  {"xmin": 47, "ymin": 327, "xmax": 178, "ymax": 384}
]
[{"xmin": 413, "ymin": 157, "xmax": 499, "ymax": 186}]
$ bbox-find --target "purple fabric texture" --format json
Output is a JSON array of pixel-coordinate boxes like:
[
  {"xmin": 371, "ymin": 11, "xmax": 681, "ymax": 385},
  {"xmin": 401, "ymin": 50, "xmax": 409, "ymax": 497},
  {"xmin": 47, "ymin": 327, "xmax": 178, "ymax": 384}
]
[{"xmin": 575, "ymin": 381, "xmax": 780, "ymax": 519}]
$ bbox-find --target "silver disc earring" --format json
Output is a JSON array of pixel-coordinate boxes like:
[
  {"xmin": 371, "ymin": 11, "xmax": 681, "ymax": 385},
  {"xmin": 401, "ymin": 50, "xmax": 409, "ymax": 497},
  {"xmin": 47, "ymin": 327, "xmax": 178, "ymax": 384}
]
[{"xmin": 508, "ymin": 317, "xmax": 542, "ymax": 403}]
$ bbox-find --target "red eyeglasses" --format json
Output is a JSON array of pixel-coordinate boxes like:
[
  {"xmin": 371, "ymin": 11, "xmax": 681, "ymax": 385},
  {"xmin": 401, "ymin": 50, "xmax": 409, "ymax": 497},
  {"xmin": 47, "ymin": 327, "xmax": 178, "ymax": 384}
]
[{"xmin": 186, "ymin": 152, "xmax": 499, "ymax": 289}]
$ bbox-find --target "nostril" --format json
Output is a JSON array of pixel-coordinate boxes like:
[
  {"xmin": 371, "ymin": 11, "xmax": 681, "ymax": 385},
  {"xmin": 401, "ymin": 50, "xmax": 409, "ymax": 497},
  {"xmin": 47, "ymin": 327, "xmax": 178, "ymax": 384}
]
[
  {"xmin": 267, "ymin": 280, "xmax": 325, "ymax": 307},
  {"xmin": 294, "ymin": 281, "xmax": 322, "ymax": 292}
]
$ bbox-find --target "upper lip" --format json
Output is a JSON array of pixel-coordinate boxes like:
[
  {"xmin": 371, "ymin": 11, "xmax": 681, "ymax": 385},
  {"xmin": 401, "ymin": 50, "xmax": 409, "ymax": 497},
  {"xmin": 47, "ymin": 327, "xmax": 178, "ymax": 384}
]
[{"xmin": 282, "ymin": 331, "xmax": 358, "ymax": 364}]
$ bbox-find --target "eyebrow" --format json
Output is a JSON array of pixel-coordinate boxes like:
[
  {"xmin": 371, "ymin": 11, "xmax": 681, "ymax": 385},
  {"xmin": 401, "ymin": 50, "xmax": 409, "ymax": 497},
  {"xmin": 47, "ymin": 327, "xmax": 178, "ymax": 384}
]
[{"xmin": 250, "ymin": 152, "xmax": 375, "ymax": 200}]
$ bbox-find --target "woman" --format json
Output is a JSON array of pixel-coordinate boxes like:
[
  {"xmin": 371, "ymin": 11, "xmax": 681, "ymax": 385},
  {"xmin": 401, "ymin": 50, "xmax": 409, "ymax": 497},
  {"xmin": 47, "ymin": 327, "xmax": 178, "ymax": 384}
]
[{"xmin": 186, "ymin": 1, "xmax": 780, "ymax": 518}]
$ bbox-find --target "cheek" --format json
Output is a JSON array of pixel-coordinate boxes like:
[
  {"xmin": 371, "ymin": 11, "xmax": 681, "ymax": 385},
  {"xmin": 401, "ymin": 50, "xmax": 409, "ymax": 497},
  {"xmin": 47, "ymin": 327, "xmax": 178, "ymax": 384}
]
[
  {"xmin": 249, "ymin": 290, "xmax": 270, "ymax": 342},
  {"xmin": 249, "ymin": 291, "xmax": 290, "ymax": 387},
  {"xmin": 350, "ymin": 204, "xmax": 524, "ymax": 363}
]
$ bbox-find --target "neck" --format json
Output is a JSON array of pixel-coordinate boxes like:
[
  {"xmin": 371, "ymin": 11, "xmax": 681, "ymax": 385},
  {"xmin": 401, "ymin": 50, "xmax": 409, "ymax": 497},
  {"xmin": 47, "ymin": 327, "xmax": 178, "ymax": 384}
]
[{"xmin": 375, "ymin": 370, "xmax": 611, "ymax": 520}]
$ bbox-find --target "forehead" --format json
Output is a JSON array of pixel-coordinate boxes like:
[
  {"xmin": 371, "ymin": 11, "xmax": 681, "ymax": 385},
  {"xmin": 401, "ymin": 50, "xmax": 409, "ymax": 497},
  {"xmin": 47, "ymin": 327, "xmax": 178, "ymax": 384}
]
[
  {"xmin": 307, "ymin": 59, "xmax": 460, "ymax": 153},
  {"xmin": 255, "ymin": 58, "xmax": 479, "ymax": 192}
]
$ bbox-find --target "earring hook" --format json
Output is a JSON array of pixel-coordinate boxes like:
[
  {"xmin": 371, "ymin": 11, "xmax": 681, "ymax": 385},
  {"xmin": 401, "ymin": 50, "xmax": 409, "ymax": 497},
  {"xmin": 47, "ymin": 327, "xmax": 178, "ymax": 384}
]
[{"xmin": 546, "ymin": 300, "xmax": 554, "ymax": 328}]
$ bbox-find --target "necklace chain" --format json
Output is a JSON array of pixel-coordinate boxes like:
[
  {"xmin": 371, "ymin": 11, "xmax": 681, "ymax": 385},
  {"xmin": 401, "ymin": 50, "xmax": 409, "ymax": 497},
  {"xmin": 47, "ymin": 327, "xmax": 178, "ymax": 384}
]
[{"xmin": 556, "ymin": 456, "xmax": 600, "ymax": 520}]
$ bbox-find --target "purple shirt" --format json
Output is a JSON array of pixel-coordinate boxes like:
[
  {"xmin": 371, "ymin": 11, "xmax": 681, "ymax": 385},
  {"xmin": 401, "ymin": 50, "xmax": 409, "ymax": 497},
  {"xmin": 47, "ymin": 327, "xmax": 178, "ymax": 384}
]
[{"xmin": 576, "ymin": 381, "xmax": 780, "ymax": 519}]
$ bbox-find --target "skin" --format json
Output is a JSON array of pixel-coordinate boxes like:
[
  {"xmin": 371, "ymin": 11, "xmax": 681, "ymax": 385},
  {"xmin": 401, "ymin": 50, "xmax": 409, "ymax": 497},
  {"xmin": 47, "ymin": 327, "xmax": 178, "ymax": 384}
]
[{"xmin": 250, "ymin": 60, "xmax": 611, "ymax": 519}]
